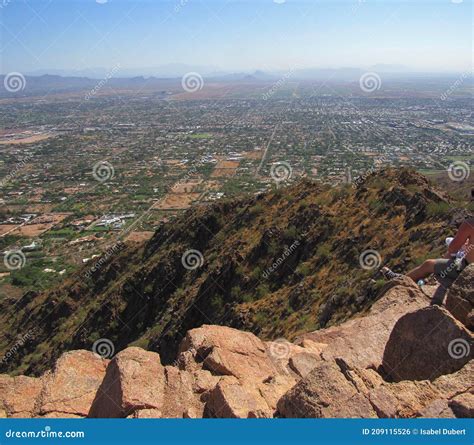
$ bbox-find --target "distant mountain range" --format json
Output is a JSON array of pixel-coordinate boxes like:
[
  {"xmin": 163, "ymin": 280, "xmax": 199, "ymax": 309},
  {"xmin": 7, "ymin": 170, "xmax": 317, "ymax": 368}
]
[{"xmin": 21, "ymin": 64, "xmax": 465, "ymax": 81}]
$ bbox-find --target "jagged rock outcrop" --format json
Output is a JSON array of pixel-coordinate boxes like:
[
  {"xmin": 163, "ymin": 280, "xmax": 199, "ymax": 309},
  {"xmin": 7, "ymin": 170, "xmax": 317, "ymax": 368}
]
[
  {"xmin": 1, "ymin": 267, "xmax": 472, "ymax": 419},
  {"xmin": 89, "ymin": 348, "xmax": 165, "ymax": 418},
  {"xmin": 296, "ymin": 277, "xmax": 431, "ymax": 370},
  {"xmin": 277, "ymin": 358, "xmax": 473, "ymax": 419},
  {"xmin": 0, "ymin": 350, "xmax": 107, "ymax": 418}
]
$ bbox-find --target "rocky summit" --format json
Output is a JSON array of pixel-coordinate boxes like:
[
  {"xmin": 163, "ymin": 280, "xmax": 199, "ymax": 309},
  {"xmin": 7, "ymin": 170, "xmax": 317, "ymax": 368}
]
[
  {"xmin": 1, "ymin": 265, "xmax": 472, "ymax": 419},
  {"xmin": 0, "ymin": 169, "xmax": 466, "ymax": 377}
]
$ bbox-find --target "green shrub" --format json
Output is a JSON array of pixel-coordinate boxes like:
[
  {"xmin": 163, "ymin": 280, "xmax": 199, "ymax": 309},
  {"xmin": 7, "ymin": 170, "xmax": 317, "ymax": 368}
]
[{"xmin": 426, "ymin": 202, "xmax": 452, "ymax": 217}]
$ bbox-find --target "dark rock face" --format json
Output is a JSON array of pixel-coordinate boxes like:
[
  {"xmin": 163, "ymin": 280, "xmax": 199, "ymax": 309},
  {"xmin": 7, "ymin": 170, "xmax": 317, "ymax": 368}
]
[{"xmin": 382, "ymin": 306, "xmax": 473, "ymax": 382}]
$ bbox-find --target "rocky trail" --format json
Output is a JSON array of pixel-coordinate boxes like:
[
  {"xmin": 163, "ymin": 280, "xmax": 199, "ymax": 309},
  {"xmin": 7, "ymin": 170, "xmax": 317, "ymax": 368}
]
[{"xmin": 1, "ymin": 266, "xmax": 472, "ymax": 419}]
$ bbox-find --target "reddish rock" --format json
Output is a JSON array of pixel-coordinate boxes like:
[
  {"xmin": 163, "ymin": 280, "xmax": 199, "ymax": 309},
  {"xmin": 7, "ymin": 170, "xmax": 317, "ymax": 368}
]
[
  {"xmin": 382, "ymin": 306, "xmax": 473, "ymax": 382},
  {"xmin": 161, "ymin": 366, "xmax": 208, "ymax": 418},
  {"xmin": 298, "ymin": 277, "xmax": 430, "ymax": 370},
  {"xmin": 0, "ymin": 375, "xmax": 42, "ymax": 418},
  {"xmin": 205, "ymin": 377, "xmax": 271, "ymax": 418},
  {"xmin": 277, "ymin": 359, "xmax": 378, "ymax": 418},
  {"xmin": 368, "ymin": 380, "xmax": 439, "ymax": 418},
  {"xmin": 289, "ymin": 352, "xmax": 321, "ymax": 378},
  {"xmin": 449, "ymin": 392, "xmax": 474, "ymax": 418},
  {"xmin": 179, "ymin": 325, "xmax": 278, "ymax": 382},
  {"xmin": 88, "ymin": 347, "xmax": 165, "ymax": 418},
  {"xmin": 39, "ymin": 350, "xmax": 108, "ymax": 417}
]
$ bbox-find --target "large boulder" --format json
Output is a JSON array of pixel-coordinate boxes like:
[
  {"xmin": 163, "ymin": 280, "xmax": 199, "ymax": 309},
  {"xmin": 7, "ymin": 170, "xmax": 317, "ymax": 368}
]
[
  {"xmin": 277, "ymin": 359, "xmax": 380, "ymax": 418},
  {"xmin": 297, "ymin": 277, "xmax": 430, "ymax": 370},
  {"xmin": 178, "ymin": 325, "xmax": 279, "ymax": 382},
  {"xmin": 382, "ymin": 306, "xmax": 473, "ymax": 382},
  {"xmin": 445, "ymin": 264, "xmax": 474, "ymax": 330},
  {"xmin": 38, "ymin": 350, "xmax": 108, "ymax": 417},
  {"xmin": 88, "ymin": 347, "xmax": 165, "ymax": 418},
  {"xmin": 0, "ymin": 375, "xmax": 43, "ymax": 418}
]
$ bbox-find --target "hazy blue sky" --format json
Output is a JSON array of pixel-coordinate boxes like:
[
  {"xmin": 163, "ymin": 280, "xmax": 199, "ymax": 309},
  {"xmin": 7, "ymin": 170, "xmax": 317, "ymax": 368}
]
[{"xmin": 0, "ymin": 0, "xmax": 471, "ymax": 75}]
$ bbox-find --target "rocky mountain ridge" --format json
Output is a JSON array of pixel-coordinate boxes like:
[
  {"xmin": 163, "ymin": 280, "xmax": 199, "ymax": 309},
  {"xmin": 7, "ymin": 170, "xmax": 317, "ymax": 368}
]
[
  {"xmin": 0, "ymin": 168, "xmax": 464, "ymax": 376},
  {"xmin": 1, "ymin": 266, "xmax": 472, "ymax": 418}
]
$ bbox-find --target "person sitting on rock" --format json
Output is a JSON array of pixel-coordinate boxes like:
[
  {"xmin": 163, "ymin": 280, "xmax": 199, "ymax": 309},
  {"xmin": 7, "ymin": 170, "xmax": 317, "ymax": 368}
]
[{"xmin": 381, "ymin": 217, "xmax": 473, "ymax": 303}]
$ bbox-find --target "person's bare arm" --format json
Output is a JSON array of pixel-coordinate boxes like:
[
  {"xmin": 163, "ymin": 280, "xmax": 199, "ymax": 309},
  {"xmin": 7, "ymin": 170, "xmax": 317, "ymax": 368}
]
[{"xmin": 446, "ymin": 222, "xmax": 471, "ymax": 257}]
